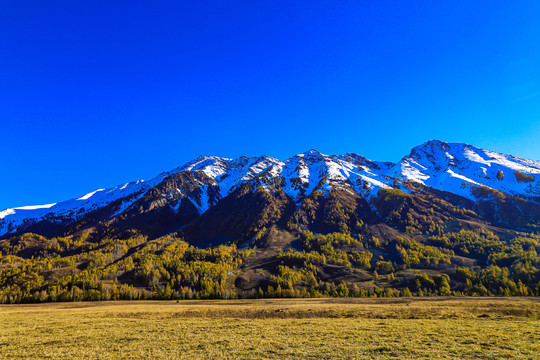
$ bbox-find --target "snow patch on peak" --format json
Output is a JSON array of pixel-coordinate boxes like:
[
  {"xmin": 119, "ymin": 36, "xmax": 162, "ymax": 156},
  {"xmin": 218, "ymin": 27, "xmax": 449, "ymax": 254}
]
[
  {"xmin": 15, "ymin": 204, "xmax": 56, "ymax": 211},
  {"xmin": 304, "ymin": 149, "xmax": 324, "ymax": 156},
  {"xmin": 78, "ymin": 189, "xmax": 105, "ymax": 200},
  {"xmin": 0, "ymin": 203, "xmax": 57, "ymax": 220},
  {"xmin": 0, "ymin": 209, "xmax": 15, "ymax": 220}
]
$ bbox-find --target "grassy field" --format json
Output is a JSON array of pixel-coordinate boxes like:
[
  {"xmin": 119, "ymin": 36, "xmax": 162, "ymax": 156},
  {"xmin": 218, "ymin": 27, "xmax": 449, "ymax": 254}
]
[{"xmin": 0, "ymin": 298, "xmax": 539, "ymax": 359}]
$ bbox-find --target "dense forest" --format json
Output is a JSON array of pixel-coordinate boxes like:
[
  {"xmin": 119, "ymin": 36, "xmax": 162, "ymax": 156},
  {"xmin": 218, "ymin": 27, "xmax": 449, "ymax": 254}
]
[{"xmin": 1, "ymin": 222, "xmax": 539, "ymax": 303}]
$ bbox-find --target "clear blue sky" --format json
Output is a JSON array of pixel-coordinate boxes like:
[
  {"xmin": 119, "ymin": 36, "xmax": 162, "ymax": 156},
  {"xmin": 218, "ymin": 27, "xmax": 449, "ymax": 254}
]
[{"xmin": 2, "ymin": 1, "xmax": 540, "ymax": 209}]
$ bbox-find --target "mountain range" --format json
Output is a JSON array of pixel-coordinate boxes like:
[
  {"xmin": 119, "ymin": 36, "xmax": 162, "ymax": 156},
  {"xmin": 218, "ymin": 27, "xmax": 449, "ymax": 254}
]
[
  {"xmin": 1, "ymin": 140, "xmax": 540, "ymax": 302},
  {"xmin": 3, "ymin": 139, "xmax": 540, "ymax": 239}
]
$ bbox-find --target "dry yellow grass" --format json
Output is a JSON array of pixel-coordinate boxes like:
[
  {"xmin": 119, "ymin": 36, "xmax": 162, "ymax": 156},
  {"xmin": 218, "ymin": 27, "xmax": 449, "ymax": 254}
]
[{"xmin": 0, "ymin": 298, "xmax": 539, "ymax": 359}]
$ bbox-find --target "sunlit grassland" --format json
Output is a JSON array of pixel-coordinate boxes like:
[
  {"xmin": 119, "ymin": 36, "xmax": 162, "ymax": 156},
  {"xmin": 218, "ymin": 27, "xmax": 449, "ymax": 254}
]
[{"xmin": 0, "ymin": 298, "xmax": 539, "ymax": 359}]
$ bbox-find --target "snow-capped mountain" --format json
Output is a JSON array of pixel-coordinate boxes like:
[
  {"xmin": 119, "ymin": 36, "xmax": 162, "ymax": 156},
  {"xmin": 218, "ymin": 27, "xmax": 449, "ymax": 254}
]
[
  {"xmin": 2, "ymin": 140, "xmax": 540, "ymax": 238},
  {"xmin": 391, "ymin": 140, "xmax": 540, "ymax": 200}
]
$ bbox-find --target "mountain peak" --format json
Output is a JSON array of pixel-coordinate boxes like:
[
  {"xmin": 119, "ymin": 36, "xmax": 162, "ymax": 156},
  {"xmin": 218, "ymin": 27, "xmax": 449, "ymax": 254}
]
[
  {"xmin": 411, "ymin": 139, "xmax": 450, "ymax": 154},
  {"xmin": 297, "ymin": 149, "xmax": 325, "ymax": 158}
]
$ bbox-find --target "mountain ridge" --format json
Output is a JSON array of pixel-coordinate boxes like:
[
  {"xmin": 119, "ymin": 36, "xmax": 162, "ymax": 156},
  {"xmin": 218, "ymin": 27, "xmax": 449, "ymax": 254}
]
[{"xmin": 2, "ymin": 139, "xmax": 540, "ymax": 238}]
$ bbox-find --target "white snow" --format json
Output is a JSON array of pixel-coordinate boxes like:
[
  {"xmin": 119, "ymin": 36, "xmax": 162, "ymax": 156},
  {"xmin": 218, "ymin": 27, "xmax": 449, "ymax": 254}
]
[
  {"xmin": 13, "ymin": 203, "xmax": 56, "ymax": 211},
  {"xmin": 77, "ymin": 189, "xmax": 105, "ymax": 200},
  {"xmin": 0, "ymin": 209, "xmax": 15, "ymax": 220}
]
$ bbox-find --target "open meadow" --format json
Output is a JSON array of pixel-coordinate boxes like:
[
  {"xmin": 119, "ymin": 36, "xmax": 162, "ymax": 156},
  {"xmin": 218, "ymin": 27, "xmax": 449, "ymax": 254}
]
[{"xmin": 0, "ymin": 297, "xmax": 539, "ymax": 359}]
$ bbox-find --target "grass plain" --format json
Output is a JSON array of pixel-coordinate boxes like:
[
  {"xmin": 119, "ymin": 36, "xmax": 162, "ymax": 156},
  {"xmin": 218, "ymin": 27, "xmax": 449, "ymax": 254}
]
[{"xmin": 0, "ymin": 297, "xmax": 539, "ymax": 359}]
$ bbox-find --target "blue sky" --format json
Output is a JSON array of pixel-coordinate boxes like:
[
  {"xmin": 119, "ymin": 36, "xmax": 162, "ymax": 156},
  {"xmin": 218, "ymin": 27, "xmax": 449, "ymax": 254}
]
[{"xmin": 2, "ymin": 1, "xmax": 540, "ymax": 209}]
